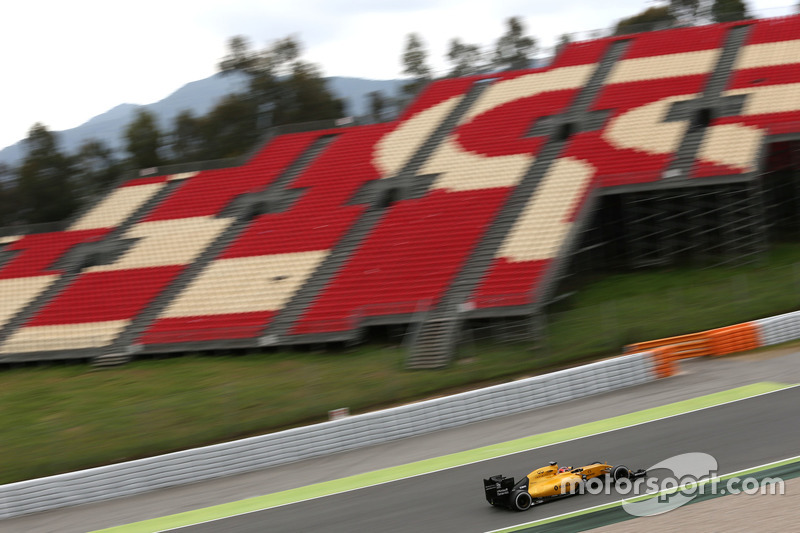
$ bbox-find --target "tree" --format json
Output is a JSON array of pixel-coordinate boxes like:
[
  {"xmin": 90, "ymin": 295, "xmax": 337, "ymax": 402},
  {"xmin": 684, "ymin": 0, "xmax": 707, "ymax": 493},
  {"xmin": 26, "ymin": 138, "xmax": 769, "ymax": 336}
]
[
  {"xmin": 668, "ymin": 0, "xmax": 706, "ymax": 24},
  {"xmin": 72, "ymin": 139, "xmax": 120, "ymax": 200},
  {"xmin": 711, "ymin": 0, "xmax": 750, "ymax": 22},
  {"xmin": 554, "ymin": 34, "xmax": 572, "ymax": 57},
  {"xmin": 198, "ymin": 94, "xmax": 259, "ymax": 160},
  {"xmin": 615, "ymin": 0, "xmax": 748, "ymax": 34},
  {"xmin": 0, "ymin": 164, "xmax": 20, "ymax": 226},
  {"xmin": 446, "ymin": 38, "xmax": 483, "ymax": 77},
  {"xmin": 169, "ymin": 110, "xmax": 204, "ymax": 163},
  {"xmin": 218, "ymin": 35, "xmax": 258, "ymax": 74},
  {"xmin": 401, "ymin": 33, "xmax": 431, "ymax": 96},
  {"xmin": 614, "ymin": 6, "xmax": 676, "ymax": 35},
  {"xmin": 220, "ymin": 34, "xmax": 300, "ymax": 81},
  {"xmin": 16, "ymin": 123, "xmax": 77, "ymax": 224},
  {"xmin": 124, "ymin": 109, "xmax": 163, "ymax": 169},
  {"xmin": 219, "ymin": 34, "xmax": 342, "ymax": 133},
  {"xmin": 275, "ymin": 61, "xmax": 345, "ymax": 124},
  {"xmin": 667, "ymin": 0, "xmax": 753, "ymax": 25},
  {"xmin": 367, "ymin": 91, "xmax": 386, "ymax": 122},
  {"xmin": 493, "ymin": 17, "xmax": 536, "ymax": 71}
]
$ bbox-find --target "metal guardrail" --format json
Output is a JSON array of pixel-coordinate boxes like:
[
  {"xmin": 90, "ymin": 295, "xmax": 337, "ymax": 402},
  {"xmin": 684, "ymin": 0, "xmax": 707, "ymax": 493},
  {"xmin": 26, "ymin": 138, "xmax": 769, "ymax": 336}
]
[
  {"xmin": 0, "ymin": 351, "xmax": 656, "ymax": 519},
  {"xmin": 755, "ymin": 309, "xmax": 800, "ymax": 346}
]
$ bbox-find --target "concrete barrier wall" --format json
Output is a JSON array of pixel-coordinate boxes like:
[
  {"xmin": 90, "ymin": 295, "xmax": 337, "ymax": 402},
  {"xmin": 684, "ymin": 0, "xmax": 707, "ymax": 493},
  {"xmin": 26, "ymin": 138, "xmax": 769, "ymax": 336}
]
[{"xmin": 0, "ymin": 352, "xmax": 657, "ymax": 519}]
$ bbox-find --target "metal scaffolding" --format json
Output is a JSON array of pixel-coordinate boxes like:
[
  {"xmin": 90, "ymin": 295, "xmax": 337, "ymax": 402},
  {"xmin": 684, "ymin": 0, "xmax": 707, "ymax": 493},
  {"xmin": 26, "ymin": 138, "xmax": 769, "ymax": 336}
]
[
  {"xmin": 563, "ymin": 178, "xmax": 770, "ymax": 279},
  {"xmin": 620, "ymin": 180, "xmax": 768, "ymax": 269},
  {"xmin": 763, "ymin": 170, "xmax": 800, "ymax": 240}
]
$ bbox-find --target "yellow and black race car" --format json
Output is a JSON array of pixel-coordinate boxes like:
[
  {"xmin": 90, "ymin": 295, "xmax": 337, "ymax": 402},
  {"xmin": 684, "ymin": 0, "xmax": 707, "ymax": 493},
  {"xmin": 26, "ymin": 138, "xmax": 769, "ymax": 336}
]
[{"xmin": 483, "ymin": 460, "xmax": 646, "ymax": 511}]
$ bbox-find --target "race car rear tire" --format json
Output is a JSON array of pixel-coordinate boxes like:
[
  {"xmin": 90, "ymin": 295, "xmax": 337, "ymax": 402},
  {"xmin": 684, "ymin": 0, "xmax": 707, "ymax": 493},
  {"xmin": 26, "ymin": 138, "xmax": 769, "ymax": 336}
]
[
  {"xmin": 611, "ymin": 465, "xmax": 631, "ymax": 483},
  {"xmin": 512, "ymin": 491, "xmax": 533, "ymax": 511}
]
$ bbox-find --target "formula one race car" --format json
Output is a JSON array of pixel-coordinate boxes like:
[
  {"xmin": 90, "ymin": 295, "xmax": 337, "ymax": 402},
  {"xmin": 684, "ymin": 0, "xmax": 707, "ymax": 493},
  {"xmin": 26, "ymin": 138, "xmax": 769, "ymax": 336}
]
[{"xmin": 483, "ymin": 460, "xmax": 646, "ymax": 511}]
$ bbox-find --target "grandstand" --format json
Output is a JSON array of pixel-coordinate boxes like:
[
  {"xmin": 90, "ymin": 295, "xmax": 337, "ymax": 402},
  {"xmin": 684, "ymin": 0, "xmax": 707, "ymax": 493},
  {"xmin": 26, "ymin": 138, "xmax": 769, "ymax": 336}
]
[{"xmin": 2, "ymin": 15, "xmax": 800, "ymax": 368}]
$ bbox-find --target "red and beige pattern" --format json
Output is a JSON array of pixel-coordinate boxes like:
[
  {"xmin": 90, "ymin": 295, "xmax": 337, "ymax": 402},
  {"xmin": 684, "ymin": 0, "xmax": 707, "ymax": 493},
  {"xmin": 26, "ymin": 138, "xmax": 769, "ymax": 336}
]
[{"xmin": 4, "ymin": 16, "xmax": 800, "ymax": 355}]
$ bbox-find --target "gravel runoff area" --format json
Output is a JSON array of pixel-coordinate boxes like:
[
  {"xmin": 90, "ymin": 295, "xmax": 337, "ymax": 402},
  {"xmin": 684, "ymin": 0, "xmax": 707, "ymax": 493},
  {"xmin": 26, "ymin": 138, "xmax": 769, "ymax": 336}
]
[
  {"xmin": 3, "ymin": 344, "xmax": 800, "ymax": 533},
  {"xmin": 591, "ymin": 477, "xmax": 797, "ymax": 532}
]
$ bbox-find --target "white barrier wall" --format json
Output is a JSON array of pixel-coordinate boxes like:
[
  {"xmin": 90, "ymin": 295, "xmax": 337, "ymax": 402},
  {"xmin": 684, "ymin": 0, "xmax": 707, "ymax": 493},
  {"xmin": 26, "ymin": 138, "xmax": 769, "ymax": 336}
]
[
  {"xmin": 0, "ymin": 352, "xmax": 657, "ymax": 519},
  {"xmin": 754, "ymin": 310, "xmax": 800, "ymax": 346}
]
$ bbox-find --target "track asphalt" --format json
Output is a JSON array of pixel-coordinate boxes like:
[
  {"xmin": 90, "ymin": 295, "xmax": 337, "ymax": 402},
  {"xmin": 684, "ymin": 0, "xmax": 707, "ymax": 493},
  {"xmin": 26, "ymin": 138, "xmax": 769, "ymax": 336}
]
[
  {"xmin": 491, "ymin": 455, "xmax": 800, "ymax": 532},
  {"xmin": 163, "ymin": 385, "xmax": 800, "ymax": 533},
  {"xmin": 3, "ymin": 348, "xmax": 800, "ymax": 533}
]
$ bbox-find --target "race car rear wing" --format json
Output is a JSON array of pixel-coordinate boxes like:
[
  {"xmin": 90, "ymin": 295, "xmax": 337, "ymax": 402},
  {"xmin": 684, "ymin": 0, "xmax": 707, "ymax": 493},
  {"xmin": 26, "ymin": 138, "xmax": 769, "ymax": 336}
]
[{"xmin": 484, "ymin": 475, "xmax": 524, "ymax": 508}]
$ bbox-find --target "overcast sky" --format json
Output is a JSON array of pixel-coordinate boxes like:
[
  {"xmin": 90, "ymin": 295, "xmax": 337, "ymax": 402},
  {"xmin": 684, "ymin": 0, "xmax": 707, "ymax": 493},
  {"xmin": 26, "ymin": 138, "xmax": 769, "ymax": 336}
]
[{"xmin": 0, "ymin": 0, "xmax": 795, "ymax": 150}]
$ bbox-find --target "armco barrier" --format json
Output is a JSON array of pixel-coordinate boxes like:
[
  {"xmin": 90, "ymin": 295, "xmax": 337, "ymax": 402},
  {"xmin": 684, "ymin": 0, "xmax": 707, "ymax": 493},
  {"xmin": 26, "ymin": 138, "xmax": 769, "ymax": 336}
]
[
  {"xmin": 0, "ymin": 352, "xmax": 657, "ymax": 519},
  {"xmin": 624, "ymin": 310, "xmax": 800, "ymax": 380},
  {"xmin": 626, "ymin": 332, "xmax": 712, "ymax": 358},
  {"xmin": 706, "ymin": 323, "xmax": 760, "ymax": 355},
  {"xmin": 626, "ymin": 316, "xmax": 800, "ymax": 360},
  {"xmin": 647, "ymin": 347, "xmax": 677, "ymax": 379},
  {"xmin": 755, "ymin": 309, "xmax": 800, "ymax": 347}
]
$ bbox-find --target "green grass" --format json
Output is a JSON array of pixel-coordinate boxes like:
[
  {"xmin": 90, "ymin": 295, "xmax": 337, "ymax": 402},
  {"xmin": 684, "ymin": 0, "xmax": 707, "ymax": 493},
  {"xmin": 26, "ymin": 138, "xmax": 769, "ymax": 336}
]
[
  {"xmin": 531, "ymin": 244, "xmax": 800, "ymax": 360},
  {"xmin": 0, "ymin": 345, "xmax": 550, "ymax": 485},
  {"xmin": 4, "ymin": 244, "xmax": 800, "ymax": 485}
]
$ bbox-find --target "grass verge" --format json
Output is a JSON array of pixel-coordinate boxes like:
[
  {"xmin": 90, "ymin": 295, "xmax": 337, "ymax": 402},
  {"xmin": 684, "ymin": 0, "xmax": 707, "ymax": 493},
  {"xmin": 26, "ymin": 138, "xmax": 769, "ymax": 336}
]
[{"xmin": 3, "ymin": 244, "xmax": 800, "ymax": 484}]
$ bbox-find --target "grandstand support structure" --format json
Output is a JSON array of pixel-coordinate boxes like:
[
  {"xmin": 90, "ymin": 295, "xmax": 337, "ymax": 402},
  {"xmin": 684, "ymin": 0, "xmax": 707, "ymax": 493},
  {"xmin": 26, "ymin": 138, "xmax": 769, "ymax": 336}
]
[
  {"xmin": 618, "ymin": 178, "xmax": 768, "ymax": 269},
  {"xmin": 407, "ymin": 39, "xmax": 631, "ymax": 369},
  {"xmin": 763, "ymin": 152, "xmax": 800, "ymax": 239},
  {"xmin": 597, "ymin": 23, "xmax": 767, "ymax": 270}
]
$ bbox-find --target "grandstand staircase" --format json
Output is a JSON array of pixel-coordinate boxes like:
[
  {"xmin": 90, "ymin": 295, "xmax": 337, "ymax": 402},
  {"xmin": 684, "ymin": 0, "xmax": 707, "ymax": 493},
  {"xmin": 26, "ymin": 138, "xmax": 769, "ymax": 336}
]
[
  {"xmin": 110, "ymin": 217, "xmax": 248, "ymax": 354},
  {"xmin": 264, "ymin": 82, "xmax": 492, "ymax": 343},
  {"xmin": 108, "ymin": 135, "xmax": 335, "ymax": 355},
  {"xmin": 259, "ymin": 208, "xmax": 385, "ymax": 343},
  {"xmin": 405, "ymin": 315, "xmax": 460, "ymax": 369},
  {"xmin": 0, "ymin": 248, "xmax": 15, "ymax": 271},
  {"xmin": 91, "ymin": 352, "xmax": 132, "ymax": 368},
  {"xmin": 666, "ymin": 24, "xmax": 751, "ymax": 178},
  {"xmin": 406, "ymin": 39, "xmax": 631, "ymax": 369}
]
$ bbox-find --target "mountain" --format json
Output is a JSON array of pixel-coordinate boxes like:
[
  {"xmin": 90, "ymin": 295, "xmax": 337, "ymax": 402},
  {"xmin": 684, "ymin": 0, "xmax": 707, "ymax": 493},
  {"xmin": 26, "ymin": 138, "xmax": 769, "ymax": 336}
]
[{"xmin": 0, "ymin": 74, "xmax": 404, "ymax": 167}]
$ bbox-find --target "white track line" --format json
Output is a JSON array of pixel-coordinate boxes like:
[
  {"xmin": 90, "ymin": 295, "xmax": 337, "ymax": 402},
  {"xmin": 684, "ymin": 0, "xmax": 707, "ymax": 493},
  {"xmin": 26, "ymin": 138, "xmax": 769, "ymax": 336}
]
[
  {"xmin": 484, "ymin": 453, "xmax": 800, "ymax": 533},
  {"xmin": 160, "ymin": 384, "xmax": 799, "ymax": 532}
]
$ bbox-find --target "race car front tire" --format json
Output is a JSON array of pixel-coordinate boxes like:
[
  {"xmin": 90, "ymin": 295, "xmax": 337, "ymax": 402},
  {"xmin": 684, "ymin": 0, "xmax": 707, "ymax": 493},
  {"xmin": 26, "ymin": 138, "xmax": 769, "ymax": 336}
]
[
  {"xmin": 611, "ymin": 465, "xmax": 631, "ymax": 483},
  {"xmin": 512, "ymin": 491, "xmax": 533, "ymax": 511},
  {"xmin": 584, "ymin": 476, "xmax": 604, "ymax": 492}
]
